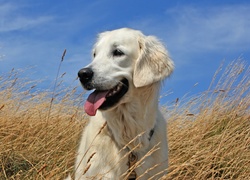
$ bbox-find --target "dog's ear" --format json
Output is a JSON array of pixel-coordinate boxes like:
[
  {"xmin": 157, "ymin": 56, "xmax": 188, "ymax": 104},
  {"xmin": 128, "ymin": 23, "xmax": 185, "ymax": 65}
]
[{"xmin": 133, "ymin": 36, "xmax": 174, "ymax": 88}]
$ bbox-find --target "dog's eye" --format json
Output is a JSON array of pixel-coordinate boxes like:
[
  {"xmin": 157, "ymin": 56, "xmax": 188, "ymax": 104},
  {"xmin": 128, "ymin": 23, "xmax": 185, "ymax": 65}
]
[{"xmin": 113, "ymin": 49, "xmax": 124, "ymax": 57}]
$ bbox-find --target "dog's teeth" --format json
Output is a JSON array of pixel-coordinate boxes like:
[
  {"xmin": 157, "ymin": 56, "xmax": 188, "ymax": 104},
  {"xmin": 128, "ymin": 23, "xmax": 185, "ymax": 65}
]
[
  {"xmin": 117, "ymin": 84, "xmax": 122, "ymax": 91},
  {"xmin": 106, "ymin": 83, "xmax": 123, "ymax": 97},
  {"xmin": 108, "ymin": 90, "xmax": 115, "ymax": 97}
]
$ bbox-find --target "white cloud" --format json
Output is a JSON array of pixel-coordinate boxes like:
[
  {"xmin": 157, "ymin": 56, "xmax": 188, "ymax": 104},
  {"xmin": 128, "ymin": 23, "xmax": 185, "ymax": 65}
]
[
  {"xmin": 1, "ymin": 16, "xmax": 54, "ymax": 32},
  {"xmin": 0, "ymin": 3, "xmax": 16, "ymax": 16},
  {"xmin": 129, "ymin": 4, "xmax": 250, "ymax": 54},
  {"xmin": 165, "ymin": 5, "xmax": 250, "ymax": 52},
  {"xmin": 0, "ymin": 3, "xmax": 54, "ymax": 32}
]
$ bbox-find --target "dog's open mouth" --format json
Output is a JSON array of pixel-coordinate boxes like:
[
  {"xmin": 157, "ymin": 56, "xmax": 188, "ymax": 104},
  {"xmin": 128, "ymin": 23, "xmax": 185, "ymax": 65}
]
[{"xmin": 84, "ymin": 79, "xmax": 129, "ymax": 116}]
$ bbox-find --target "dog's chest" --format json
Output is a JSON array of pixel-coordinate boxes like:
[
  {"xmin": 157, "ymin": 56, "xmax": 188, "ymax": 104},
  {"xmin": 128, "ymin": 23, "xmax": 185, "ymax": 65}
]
[{"xmin": 85, "ymin": 129, "xmax": 128, "ymax": 178}]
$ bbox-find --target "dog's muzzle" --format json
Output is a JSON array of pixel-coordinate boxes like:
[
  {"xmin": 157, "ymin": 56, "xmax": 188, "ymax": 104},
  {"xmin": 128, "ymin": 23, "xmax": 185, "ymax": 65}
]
[{"xmin": 78, "ymin": 67, "xmax": 129, "ymax": 116}]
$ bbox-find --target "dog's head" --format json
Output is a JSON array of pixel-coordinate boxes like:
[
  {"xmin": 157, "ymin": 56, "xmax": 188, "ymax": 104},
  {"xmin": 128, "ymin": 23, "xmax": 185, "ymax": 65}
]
[{"xmin": 78, "ymin": 28, "xmax": 174, "ymax": 116}]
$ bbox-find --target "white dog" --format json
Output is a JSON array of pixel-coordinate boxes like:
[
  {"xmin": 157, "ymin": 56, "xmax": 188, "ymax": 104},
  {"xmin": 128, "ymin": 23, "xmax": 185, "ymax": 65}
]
[{"xmin": 74, "ymin": 28, "xmax": 174, "ymax": 179}]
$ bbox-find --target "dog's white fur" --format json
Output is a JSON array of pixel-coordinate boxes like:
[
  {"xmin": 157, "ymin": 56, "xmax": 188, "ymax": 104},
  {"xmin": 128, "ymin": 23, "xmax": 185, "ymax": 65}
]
[{"xmin": 74, "ymin": 28, "xmax": 174, "ymax": 179}]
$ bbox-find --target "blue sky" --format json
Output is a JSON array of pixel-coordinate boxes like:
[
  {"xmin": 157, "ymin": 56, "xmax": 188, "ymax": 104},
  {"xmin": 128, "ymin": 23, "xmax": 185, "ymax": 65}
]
[{"xmin": 0, "ymin": 0, "xmax": 250, "ymax": 105}]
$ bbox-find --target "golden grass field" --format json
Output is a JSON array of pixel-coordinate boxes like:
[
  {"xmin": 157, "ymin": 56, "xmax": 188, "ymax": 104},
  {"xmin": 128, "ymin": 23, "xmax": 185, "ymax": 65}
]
[{"xmin": 0, "ymin": 60, "xmax": 249, "ymax": 179}]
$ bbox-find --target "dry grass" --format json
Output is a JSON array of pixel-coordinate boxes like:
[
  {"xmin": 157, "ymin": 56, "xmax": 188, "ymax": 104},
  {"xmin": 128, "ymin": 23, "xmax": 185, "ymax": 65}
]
[
  {"xmin": 164, "ymin": 60, "xmax": 250, "ymax": 179},
  {"xmin": 0, "ymin": 60, "xmax": 249, "ymax": 179},
  {"xmin": 0, "ymin": 69, "xmax": 86, "ymax": 179}
]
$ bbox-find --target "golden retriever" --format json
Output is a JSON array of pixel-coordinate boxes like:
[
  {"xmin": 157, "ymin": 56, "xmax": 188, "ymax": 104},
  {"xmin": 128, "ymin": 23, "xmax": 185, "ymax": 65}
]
[{"xmin": 72, "ymin": 28, "xmax": 174, "ymax": 179}]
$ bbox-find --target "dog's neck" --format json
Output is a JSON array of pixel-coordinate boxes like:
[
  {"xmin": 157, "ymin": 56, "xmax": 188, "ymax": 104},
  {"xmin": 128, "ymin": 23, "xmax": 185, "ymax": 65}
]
[{"xmin": 102, "ymin": 83, "xmax": 161, "ymax": 151}]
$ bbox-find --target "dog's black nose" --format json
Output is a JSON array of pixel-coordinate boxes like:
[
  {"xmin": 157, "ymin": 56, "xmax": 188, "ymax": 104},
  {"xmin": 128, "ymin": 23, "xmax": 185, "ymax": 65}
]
[{"xmin": 78, "ymin": 68, "xmax": 94, "ymax": 84}]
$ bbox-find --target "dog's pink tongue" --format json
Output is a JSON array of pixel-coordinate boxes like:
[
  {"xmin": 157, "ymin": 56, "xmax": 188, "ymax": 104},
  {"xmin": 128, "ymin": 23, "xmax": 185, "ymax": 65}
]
[{"xmin": 84, "ymin": 90, "xmax": 109, "ymax": 116}]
